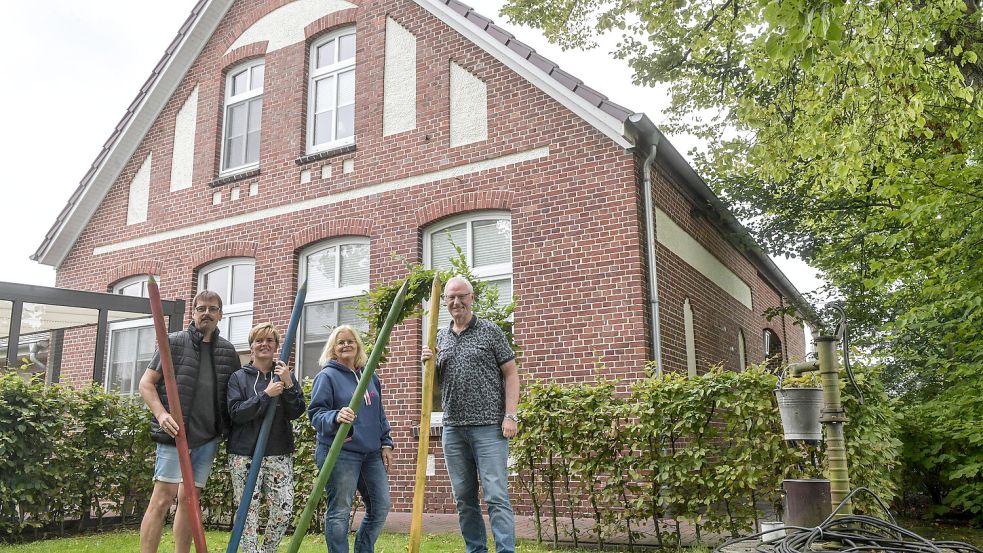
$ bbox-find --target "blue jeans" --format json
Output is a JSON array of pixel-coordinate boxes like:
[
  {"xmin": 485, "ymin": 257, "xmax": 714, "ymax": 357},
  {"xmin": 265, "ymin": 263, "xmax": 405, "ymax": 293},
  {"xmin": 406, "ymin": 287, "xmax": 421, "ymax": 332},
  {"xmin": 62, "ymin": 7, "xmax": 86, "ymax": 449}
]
[
  {"xmin": 443, "ymin": 425, "xmax": 515, "ymax": 553},
  {"xmin": 316, "ymin": 445, "xmax": 390, "ymax": 553}
]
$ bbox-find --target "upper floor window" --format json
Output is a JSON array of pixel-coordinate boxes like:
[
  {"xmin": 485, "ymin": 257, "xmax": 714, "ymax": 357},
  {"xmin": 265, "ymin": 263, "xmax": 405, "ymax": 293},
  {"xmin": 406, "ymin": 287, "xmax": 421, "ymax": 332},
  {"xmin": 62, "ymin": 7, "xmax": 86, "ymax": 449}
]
[
  {"xmin": 308, "ymin": 29, "xmax": 356, "ymax": 153},
  {"xmin": 222, "ymin": 60, "xmax": 264, "ymax": 173},
  {"xmin": 298, "ymin": 238, "xmax": 370, "ymax": 381},
  {"xmin": 199, "ymin": 258, "xmax": 255, "ymax": 350},
  {"xmin": 106, "ymin": 276, "xmax": 156, "ymax": 395}
]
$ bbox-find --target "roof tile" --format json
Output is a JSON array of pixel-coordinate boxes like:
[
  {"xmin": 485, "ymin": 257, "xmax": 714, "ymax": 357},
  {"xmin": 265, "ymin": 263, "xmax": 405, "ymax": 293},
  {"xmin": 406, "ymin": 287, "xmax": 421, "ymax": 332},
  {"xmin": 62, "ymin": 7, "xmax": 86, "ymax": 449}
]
[
  {"xmin": 573, "ymin": 84, "xmax": 606, "ymax": 107},
  {"xmin": 506, "ymin": 38, "xmax": 534, "ymax": 59},
  {"xmin": 485, "ymin": 24, "xmax": 514, "ymax": 45},
  {"xmin": 548, "ymin": 67, "xmax": 581, "ymax": 90},
  {"xmin": 464, "ymin": 11, "xmax": 492, "ymax": 30}
]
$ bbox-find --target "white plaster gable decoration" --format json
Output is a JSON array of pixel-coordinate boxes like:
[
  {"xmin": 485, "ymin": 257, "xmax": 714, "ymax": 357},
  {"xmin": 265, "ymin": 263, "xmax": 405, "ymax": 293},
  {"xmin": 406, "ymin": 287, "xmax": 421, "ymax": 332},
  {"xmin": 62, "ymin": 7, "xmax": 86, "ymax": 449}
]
[
  {"xmin": 225, "ymin": 0, "xmax": 357, "ymax": 55},
  {"xmin": 170, "ymin": 86, "xmax": 199, "ymax": 191},
  {"xmin": 383, "ymin": 17, "xmax": 417, "ymax": 136},
  {"xmin": 449, "ymin": 61, "xmax": 488, "ymax": 147},
  {"xmin": 127, "ymin": 154, "xmax": 152, "ymax": 225}
]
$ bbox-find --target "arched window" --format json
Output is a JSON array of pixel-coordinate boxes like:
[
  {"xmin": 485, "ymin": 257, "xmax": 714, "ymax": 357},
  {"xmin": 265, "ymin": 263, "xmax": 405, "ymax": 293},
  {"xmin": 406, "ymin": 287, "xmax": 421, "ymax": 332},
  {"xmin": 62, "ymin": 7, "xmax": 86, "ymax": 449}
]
[
  {"xmin": 221, "ymin": 59, "xmax": 264, "ymax": 173},
  {"xmin": 424, "ymin": 211, "xmax": 512, "ymax": 328},
  {"xmin": 106, "ymin": 276, "xmax": 156, "ymax": 395},
  {"xmin": 307, "ymin": 28, "xmax": 356, "ymax": 153},
  {"xmin": 683, "ymin": 298, "xmax": 697, "ymax": 377},
  {"xmin": 198, "ymin": 258, "xmax": 254, "ymax": 350},
  {"xmin": 298, "ymin": 238, "xmax": 370, "ymax": 380},
  {"xmin": 423, "ymin": 211, "xmax": 512, "ymax": 413},
  {"xmin": 763, "ymin": 328, "xmax": 783, "ymax": 371}
]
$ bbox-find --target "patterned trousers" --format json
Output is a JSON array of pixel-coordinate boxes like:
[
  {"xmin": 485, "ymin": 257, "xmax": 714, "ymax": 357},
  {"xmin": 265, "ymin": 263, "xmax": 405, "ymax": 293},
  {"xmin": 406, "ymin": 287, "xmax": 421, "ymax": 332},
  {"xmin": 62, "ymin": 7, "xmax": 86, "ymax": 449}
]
[{"xmin": 229, "ymin": 453, "xmax": 294, "ymax": 553}]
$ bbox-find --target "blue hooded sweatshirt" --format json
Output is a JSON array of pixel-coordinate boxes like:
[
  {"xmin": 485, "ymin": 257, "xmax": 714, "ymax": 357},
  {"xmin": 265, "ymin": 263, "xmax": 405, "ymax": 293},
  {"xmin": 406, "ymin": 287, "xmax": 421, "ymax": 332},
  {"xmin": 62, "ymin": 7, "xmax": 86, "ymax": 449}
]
[{"xmin": 308, "ymin": 359, "xmax": 393, "ymax": 453}]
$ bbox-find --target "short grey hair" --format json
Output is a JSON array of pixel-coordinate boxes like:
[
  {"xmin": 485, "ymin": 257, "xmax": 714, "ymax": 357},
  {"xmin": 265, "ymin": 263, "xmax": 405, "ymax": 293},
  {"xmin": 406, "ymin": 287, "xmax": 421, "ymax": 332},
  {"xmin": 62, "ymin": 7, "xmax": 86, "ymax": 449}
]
[{"xmin": 445, "ymin": 276, "xmax": 473, "ymax": 293}]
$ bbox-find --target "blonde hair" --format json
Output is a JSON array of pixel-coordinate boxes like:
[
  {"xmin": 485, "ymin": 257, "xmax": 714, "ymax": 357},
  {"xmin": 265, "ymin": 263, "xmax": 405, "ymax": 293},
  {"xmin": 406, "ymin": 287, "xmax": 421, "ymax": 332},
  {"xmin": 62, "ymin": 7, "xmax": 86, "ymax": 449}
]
[
  {"xmin": 247, "ymin": 322, "xmax": 281, "ymax": 347},
  {"xmin": 318, "ymin": 325, "xmax": 367, "ymax": 368}
]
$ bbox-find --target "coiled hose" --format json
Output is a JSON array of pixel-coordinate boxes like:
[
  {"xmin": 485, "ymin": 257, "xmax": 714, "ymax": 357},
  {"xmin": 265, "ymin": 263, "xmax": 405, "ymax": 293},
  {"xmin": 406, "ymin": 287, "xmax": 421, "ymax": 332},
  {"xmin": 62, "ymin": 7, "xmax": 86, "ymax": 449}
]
[{"xmin": 714, "ymin": 488, "xmax": 981, "ymax": 553}]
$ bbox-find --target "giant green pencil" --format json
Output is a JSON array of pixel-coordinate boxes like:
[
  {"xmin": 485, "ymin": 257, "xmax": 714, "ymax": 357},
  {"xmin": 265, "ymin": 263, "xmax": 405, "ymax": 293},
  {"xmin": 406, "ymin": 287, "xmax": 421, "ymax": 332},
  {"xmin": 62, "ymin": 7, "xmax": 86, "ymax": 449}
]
[{"xmin": 286, "ymin": 280, "xmax": 409, "ymax": 553}]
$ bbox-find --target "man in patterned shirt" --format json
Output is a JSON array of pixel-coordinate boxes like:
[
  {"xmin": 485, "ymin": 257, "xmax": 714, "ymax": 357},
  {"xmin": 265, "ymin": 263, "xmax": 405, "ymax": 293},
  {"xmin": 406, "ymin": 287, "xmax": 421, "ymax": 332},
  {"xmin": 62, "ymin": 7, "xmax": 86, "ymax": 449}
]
[{"xmin": 421, "ymin": 275, "xmax": 520, "ymax": 553}]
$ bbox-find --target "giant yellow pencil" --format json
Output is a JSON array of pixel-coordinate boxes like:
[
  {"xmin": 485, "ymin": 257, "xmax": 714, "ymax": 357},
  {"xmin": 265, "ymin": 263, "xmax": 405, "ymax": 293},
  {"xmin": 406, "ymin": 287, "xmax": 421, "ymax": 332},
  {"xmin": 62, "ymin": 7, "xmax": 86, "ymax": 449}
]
[{"xmin": 409, "ymin": 275, "xmax": 442, "ymax": 553}]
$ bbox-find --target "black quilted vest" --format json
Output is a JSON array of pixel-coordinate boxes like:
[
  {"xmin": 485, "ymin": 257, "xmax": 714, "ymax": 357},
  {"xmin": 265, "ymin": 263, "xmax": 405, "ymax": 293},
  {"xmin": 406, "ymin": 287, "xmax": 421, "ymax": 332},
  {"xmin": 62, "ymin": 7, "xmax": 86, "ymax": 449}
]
[{"xmin": 149, "ymin": 322, "xmax": 241, "ymax": 445}]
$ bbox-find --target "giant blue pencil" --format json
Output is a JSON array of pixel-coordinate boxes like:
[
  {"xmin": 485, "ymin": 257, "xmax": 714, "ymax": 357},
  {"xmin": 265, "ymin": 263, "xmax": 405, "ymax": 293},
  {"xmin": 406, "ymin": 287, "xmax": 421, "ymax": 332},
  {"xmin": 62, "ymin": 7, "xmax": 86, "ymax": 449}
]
[
  {"xmin": 226, "ymin": 280, "xmax": 308, "ymax": 553},
  {"xmin": 286, "ymin": 280, "xmax": 409, "ymax": 553}
]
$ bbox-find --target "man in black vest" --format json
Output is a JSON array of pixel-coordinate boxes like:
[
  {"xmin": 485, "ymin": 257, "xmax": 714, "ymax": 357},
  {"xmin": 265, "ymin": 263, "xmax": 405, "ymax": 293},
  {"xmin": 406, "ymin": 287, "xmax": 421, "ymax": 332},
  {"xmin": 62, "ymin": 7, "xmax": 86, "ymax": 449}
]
[{"xmin": 138, "ymin": 290, "xmax": 241, "ymax": 553}]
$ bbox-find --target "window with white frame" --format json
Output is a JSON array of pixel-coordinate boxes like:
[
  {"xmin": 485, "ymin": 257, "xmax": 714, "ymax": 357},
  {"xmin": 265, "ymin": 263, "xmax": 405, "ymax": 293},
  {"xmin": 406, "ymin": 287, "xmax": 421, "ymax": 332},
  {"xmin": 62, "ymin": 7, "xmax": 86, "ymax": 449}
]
[
  {"xmin": 199, "ymin": 258, "xmax": 254, "ymax": 350},
  {"xmin": 423, "ymin": 211, "xmax": 513, "ymax": 412},
  {"xmin": 298, "ymin": 238, "xmax": 370, "ymax": 381},
  {"xmin": 106, "ymin": 276, "xmax": 157, "ymax": 395},
  {"xmin": 221, "ymin": 59, "xmax": 264, "ymax": 173},
  {"xmin": 307, "ymin": 29, "xmax": 356, "ymax": 153}
]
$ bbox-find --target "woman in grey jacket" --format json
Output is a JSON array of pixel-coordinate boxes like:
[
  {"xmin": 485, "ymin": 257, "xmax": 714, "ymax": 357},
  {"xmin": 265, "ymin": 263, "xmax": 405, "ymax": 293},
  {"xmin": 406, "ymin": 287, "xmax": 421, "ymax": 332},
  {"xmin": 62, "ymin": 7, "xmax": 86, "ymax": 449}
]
[{"xmin": 227, "ymin": 322, "xmax": 306, "ymax": 553}]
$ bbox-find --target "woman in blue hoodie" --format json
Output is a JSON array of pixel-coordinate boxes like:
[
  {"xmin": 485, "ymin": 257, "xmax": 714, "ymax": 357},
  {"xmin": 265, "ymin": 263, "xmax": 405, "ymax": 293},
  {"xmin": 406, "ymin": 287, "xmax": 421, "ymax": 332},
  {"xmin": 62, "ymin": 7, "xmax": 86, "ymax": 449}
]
[
  {"xmin": 308, "ymin": 324, "xmax": 393, "ymax": 553},
  {"xmin": 227, "ymin": 323, "xmax": 306, "ymax": 553}
]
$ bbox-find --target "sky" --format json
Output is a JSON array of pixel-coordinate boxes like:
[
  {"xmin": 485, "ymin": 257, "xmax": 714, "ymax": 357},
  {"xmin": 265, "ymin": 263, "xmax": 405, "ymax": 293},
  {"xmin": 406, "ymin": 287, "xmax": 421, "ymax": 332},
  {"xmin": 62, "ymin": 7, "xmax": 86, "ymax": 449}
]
[{"xmin": 1, "ymin": 0, "xmax": 824, "ymax": 296}]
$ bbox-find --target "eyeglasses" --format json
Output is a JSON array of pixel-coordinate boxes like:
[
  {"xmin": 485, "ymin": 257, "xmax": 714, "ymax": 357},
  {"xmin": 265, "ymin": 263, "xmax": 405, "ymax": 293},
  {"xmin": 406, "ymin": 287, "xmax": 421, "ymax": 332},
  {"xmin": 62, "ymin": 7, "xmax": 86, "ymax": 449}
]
[
  {"xmin": 194, "ymin": 305, "xmax": 222, "ymax": 314},
  {"xmin": 336, "ymin": 339, "xmax": 357, "ymax": 346},
  {"xmin": 442, "ymin": 293, "xmax": 472, "ymax": 303}
]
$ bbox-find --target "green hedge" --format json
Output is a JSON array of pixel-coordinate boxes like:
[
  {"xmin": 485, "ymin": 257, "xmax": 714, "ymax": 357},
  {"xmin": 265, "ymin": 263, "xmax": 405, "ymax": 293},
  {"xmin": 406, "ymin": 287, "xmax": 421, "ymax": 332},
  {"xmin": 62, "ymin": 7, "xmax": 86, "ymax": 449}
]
[
  {"xmin": 0, "ymin": 361, "xmax": 902, "ymax": 543},
  {"xmin": 511, "ymin": 363, "xmax": 902, "ymax": 547},
  {"xmin": 0, "ymin": 374, "xmax": 331, "ymax": 541},
  {"xmin": 0, "ymin": 373, "xmax": 155, "ymax": 539}
]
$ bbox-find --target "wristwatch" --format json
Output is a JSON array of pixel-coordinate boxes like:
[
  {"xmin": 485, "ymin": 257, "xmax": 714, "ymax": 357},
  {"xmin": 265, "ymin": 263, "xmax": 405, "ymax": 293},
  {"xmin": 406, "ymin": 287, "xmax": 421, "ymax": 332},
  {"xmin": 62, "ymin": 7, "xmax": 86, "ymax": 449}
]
[{"xmin": 504, "ymin": 412, "xmax": 519, "ymax": 423}]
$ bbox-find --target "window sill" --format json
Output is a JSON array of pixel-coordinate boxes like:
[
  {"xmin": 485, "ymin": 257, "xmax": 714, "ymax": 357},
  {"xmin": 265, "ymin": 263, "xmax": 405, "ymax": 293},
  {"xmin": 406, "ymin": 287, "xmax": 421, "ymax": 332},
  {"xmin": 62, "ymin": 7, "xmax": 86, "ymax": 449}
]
[
  {"xmin": 294, "ymin": 143, "xmax": 356, "ymax": 165},
  {"xmin": 211, "ymin": 167, "xmax": 260, "ymax": 188},
  {"xmin": 411, "ymin": 424, "xmax": 443, "ymax": 440}
]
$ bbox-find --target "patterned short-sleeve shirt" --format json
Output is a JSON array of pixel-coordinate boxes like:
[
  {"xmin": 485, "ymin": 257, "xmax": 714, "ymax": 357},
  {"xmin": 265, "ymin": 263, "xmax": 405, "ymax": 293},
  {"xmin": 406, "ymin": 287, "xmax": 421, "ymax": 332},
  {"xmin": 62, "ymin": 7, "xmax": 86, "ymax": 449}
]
[{"xmin": 436, "ymin": 316, "xmax": 516, "ymax": 426}]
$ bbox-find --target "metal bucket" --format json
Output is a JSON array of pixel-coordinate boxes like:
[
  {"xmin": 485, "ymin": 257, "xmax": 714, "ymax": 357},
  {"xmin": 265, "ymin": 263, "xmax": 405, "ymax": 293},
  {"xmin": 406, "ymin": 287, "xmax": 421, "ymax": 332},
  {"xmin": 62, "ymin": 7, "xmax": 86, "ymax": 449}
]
[
  {"xmin": 783, "ymin": 479, "xmax": 831, "ymax": 528},
  {"xmin": 775, "ymin": 387, "xmax": 823, "ymax": 442}
]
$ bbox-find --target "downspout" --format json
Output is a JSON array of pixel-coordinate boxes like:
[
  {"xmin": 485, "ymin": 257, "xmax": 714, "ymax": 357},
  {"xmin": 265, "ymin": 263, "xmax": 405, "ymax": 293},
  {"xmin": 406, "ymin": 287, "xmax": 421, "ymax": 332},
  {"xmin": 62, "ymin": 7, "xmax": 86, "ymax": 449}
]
[{"xmin": 641, "ymin": 142, "xmax": 662, "ymax": 373}]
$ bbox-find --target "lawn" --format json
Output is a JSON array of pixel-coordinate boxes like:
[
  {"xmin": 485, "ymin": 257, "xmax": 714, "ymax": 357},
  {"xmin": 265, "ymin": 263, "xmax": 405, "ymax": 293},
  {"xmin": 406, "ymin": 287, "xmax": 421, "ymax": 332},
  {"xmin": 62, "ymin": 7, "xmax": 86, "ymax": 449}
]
[
  {"xmin": 0, "ymin": 529, "xmax": 586, "ymax": 553},
  {"xmin": 0, "ymin": 522, "xmax": 977, "ymax": 551}
]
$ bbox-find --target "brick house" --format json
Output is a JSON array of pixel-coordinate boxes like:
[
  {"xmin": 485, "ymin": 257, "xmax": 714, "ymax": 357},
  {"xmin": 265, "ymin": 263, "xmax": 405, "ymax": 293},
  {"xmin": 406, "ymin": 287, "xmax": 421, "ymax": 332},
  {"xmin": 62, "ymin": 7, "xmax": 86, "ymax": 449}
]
[{"xmin": 32, "ymin": 0, "xmax": 807, "ymax": 512}]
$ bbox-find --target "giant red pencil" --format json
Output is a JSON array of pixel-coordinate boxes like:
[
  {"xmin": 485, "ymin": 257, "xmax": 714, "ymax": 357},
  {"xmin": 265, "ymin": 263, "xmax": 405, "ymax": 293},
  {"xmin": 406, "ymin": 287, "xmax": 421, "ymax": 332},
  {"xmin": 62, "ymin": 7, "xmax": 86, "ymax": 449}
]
[{"xmin": 147, "ymin": 277, "xmax": 208, "ymax": 553}]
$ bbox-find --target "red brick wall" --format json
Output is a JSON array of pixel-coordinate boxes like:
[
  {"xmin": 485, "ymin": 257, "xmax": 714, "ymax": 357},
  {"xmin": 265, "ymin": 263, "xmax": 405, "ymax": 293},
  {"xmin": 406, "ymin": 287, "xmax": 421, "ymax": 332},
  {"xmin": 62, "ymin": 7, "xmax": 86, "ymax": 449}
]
[
  {"xmin": 53, "ymin": 0, "xmax": 804, "ymax": 513},
  {"xmin": 650, "ymin": 163, "xmax": 806, "ymax": 375}
]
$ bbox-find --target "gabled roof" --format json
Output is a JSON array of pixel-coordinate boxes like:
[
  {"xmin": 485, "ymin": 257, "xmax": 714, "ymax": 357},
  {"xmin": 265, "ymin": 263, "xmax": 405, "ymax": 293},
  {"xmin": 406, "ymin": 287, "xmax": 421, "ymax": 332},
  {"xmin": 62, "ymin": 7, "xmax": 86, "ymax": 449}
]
[
  {"xmin": 32, "ymin": 0, "xmax": 230, "ymax": 268},
  {"xmin": 32, "ymin": 0, "xmax": 810, "ymax": 318},
  {"xmin": 436, "ymin": 0, "xmax": 633, "ymax": 123}
]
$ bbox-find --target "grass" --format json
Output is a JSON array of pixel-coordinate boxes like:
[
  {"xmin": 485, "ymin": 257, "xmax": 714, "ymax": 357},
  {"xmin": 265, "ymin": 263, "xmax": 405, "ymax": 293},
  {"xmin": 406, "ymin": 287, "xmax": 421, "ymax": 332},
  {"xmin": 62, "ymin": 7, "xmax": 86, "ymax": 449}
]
[
  {"xmin": 0, "ymin": 522, "xmax": 977, "ymax": 551},
  {"xmin": 0, "ymin": 529, "xmax": 586, "ymax": 553}
]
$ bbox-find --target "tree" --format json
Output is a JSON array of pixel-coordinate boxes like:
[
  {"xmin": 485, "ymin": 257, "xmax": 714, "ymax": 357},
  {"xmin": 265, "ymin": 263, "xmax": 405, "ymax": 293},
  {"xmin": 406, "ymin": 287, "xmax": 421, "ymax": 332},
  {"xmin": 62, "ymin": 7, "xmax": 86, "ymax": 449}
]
[{"xmin": 502, "ymin": 0, "xmax": 983, "ymax": 517}]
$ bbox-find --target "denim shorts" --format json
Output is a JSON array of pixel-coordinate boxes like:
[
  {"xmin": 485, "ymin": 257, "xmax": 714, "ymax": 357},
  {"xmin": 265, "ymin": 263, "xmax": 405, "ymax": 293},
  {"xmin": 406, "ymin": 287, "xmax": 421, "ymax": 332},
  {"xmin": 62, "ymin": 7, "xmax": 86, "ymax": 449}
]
[{"xmin": 154, "ymin": 437, "xmax": 220, "ymax": 488}]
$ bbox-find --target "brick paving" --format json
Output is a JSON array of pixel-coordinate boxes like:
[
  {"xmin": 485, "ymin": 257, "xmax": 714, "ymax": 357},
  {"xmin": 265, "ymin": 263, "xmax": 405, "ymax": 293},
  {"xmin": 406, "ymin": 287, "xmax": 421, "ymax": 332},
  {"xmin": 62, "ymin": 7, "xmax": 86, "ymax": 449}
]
[{"xmin": 366, "ymin": 511, "xmax": 736, "ymax": 548}]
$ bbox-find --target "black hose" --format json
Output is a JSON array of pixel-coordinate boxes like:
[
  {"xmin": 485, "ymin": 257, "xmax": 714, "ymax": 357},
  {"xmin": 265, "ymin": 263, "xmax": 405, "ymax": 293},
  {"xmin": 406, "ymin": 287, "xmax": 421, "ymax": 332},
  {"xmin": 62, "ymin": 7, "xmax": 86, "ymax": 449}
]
[{"xmin": 714, "ymin": 488, "xmax": 981, "ymax": 553}]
